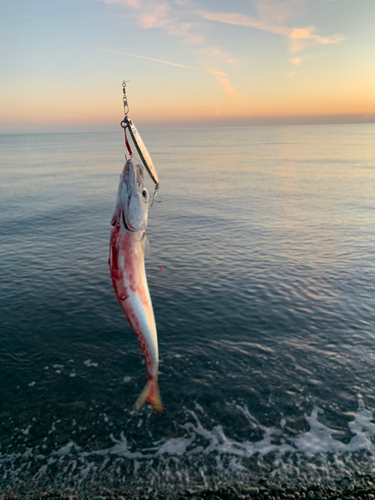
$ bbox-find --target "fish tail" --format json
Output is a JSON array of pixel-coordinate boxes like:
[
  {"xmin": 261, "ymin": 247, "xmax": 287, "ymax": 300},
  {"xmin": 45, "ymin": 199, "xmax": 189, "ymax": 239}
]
[
  {"xmin": 147, "ymin": 377, "xmax": 164, "ymax": 413},
  {"xmin": 133, "ymin": 378, "xmax": 164, "ymax": 413}
]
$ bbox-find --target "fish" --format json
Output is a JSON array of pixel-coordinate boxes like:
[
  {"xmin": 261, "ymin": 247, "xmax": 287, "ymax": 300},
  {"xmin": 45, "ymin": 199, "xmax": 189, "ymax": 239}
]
[{"xmin": 109, "ymin": 156, "xmax": 163, "ymax": 412}]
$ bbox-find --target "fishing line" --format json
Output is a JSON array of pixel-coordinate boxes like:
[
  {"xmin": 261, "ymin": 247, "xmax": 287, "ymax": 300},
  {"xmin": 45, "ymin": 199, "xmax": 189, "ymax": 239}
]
[
  {"xmin": 117, "ymin": 15, "xmax": 159, "ymax": 205},
  {"xmin": 119, "ymin": 16, "xmax": 126, "ymax": 83}
]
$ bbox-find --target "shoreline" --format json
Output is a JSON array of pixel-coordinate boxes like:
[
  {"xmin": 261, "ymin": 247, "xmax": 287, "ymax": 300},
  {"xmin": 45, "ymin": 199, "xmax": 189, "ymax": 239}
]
[{"xmin": 3, "ymin": 477, "xmax": 375, "ymax": 500}]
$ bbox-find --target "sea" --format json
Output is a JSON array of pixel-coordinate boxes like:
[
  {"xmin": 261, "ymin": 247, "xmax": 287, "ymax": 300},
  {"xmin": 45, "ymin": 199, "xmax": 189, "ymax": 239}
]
[{"xmin": 1, "ymin": 124, "xmax": 375, "ymax": 496}]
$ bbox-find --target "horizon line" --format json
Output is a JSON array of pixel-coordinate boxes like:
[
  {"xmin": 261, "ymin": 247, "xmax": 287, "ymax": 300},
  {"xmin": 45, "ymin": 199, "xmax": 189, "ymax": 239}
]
[{"xmin": 1, "ymin": 113, "xmax": 375, "ymax": 135}]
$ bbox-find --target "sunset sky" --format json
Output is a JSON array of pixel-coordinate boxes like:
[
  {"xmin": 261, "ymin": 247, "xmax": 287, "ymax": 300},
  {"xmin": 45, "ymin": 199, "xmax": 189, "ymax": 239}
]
[{"xmin": 1, "ymin": 0, "xmax": 375, "ymax": 132}]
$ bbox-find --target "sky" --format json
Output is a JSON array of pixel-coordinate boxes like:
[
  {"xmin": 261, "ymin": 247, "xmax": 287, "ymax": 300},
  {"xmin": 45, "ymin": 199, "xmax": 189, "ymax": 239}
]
[{"xmin": 1, "ymin": 0, "xmax": 375, "ymax": 132}]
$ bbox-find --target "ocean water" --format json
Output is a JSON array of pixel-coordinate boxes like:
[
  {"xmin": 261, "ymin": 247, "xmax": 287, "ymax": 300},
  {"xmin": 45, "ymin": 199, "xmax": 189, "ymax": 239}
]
[{"xmin": 1, "ymin": 124, "xmax": 375, "ymax": 494}]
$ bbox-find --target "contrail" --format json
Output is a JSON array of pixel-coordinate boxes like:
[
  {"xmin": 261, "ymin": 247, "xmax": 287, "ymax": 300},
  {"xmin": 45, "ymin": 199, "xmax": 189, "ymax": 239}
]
[{"xmin": 100, "ymin": 48, "xmax": 227, "ymax": 77}]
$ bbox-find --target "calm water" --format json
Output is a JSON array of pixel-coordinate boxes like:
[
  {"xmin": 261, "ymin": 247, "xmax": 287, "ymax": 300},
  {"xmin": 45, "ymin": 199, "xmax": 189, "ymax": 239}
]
[{"xmin": 1, "ymin": 124, "xmax": 375, "ymax": 493}]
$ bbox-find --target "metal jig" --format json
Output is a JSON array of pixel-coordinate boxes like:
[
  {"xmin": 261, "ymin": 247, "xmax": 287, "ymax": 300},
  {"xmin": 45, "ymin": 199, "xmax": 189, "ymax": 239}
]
[{"xmin": 120, "ymin": 81, "xmax": 160, "ymax": 189}]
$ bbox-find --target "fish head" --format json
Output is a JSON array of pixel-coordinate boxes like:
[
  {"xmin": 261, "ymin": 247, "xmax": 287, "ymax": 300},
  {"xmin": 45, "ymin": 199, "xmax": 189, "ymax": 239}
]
[{"xmin": 118, "ymin": 157, "xmax": 149, "ymax": 232}]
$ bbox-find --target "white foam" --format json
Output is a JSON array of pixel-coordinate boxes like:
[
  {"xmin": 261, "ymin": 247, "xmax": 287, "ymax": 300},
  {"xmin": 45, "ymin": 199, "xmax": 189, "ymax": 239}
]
[
  {"xmin": 3, "ymin": 396, "xmax": 375, "ymax": 491},
  {"xmin": 156, "ymin": 436, "xmax": 195, "ymax": 456},
  {"xmin": 53, "ymin": 442, "xmax": 77, "ymax": 457},
  {"xmin": 101, "ymin": 398, "xmax": 375, "ymax": 483},
  {"xmin": 294, "ymin": 407, "xmax": 345, "ymax": 456},
  {"xmin": 83, "ymin": 359, "xmax": 98, "ymax": 367}
]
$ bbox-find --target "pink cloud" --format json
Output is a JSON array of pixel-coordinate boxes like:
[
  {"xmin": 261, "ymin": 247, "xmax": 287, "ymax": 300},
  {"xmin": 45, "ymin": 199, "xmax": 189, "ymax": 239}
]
[
  {"xmin": 198, "ymin": 11, "xmax": 289, "ymax": 36},
  {"xmin": 139, "ymin": 2, "xmax": 169, "ymax": 28},
  {"xmin": 102, "ymin": 0, "xmax": 205, "ymax": 45},
  {"xmin": 102, "ymin": 0, "xmax": 140, "ymax": 8},
  {"xmin": 166, "ymin": 22, "xmax": 204, "ymax": 44},
  {"xmin": 255, "ymin": 0, "xmax": 305, "ymax": 25},
  {"xmin": 198, "ymin": 9, "xmax": 344, "ymax": 53}
]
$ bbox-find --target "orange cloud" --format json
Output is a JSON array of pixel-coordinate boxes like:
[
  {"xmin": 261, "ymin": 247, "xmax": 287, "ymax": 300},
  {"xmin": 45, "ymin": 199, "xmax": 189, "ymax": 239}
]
[
  {"xmin": 289, "ymin": 27, "xmax": 314, "ymax": 39},
  {"xmin": 290, "ymin": 57, "xmax": 301, "ymax": 65},
  {"xmin": 206, "ymin": 69, "xmax": 236, "ymax": 95},
  {"xmin": 217, "ymin": 75, "xmax": 235, "ymax": 96},
  {"xmin": 289, "ymin": 26, "xmax": 344, "ymax": 52}
]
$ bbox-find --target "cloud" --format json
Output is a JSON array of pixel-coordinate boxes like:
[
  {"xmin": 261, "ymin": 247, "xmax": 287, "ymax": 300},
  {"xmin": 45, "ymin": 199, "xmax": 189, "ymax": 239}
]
[
  {"xmin": 165, "ymin": 21, "xmax": 204, "ymax": 44},
  {"xmin": 207, "ymin": 47, "xmax": 241, "ymax": 67},
  {"xmin": 100, "ymin": 0, "xmax": 239, "ymax": 93},
  {"xmin": 102, "ymin": 0, "xmax": 140, "ymax": 8},
  {"xmin": 216, "ymin": 75, "xmax": 235, "ymax": 96},
  {"xmin": 288, "ymin": 26, "xmax": 344, "ymax": 52},
  {"xmin": 109, "ymin": 0, "xmax": 205, "ymax": 45},
  {"xmin": 198, "ymin": 11, "xmax": 289, "ymax": 37},
  {"xmin": 138, "ymin": 2, "xmax": 170, "ymax": 28},
  {"xmin": 289, "ymin": 27, "xmax": 314, "ymax": 39},
  {"xmin": 206, "ymin": 69, "xmax": 236, "ymax": 95},
  {"xmin": 198, "ymin": 6, "xmax": 344, "ymax": 53},
  {"xmin": 290, "ymin": 57, "xmax": 301, "ymax": 66},
  {"xmin": 255, "ymin": 0, "xmax": 305, "ymax": 25}
]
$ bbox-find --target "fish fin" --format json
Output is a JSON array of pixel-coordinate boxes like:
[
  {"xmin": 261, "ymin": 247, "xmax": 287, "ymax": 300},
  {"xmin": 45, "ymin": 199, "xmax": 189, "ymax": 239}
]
[
  {"xmin": 148, "ymin": 378, "xmax": 164, "ymax": 413},
  {"xmin": 133, "ymin": 378, "xmax": 164, "ymax": 413},
  {"xmin": 143, "ymin": 232, "xmax": 151, "ymax": 258},
  {"xmin": 132, "ymin": 380, "xmax": 151, "ymax": 411},
  {"xmin": 110, "ymin": 205, "xmax": 119, "ymax": 226}
]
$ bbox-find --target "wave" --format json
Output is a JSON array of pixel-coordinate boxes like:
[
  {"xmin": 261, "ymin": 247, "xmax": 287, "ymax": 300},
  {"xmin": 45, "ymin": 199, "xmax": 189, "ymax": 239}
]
[{"xmin": 1, "ymin": 395, "xmax": 375, "ymax": 493}]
